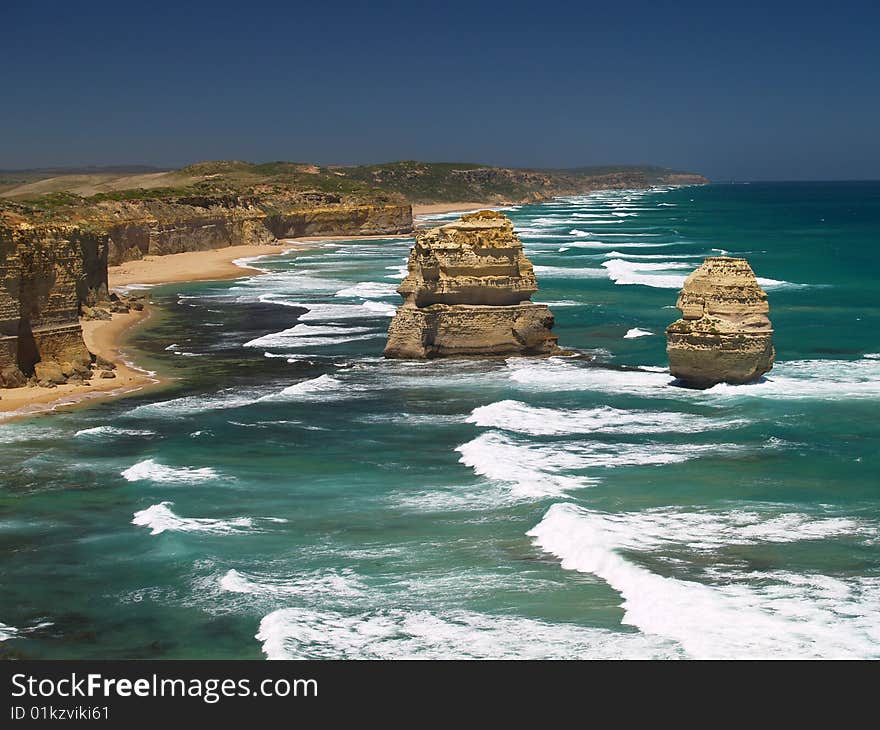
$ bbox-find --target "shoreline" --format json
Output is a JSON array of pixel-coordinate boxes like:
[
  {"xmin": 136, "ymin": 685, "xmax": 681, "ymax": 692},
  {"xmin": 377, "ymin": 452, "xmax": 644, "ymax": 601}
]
[
  {"xmin": 0, "ymin": 306, "xmax": 160, "ymax": 422},
  {"xmin": 0, "ymin": 221, "xmax": 491, "ymax": 423},
  {"xmin": 0, "ymin": 242, "xmax": 311, "ymax": 423}
]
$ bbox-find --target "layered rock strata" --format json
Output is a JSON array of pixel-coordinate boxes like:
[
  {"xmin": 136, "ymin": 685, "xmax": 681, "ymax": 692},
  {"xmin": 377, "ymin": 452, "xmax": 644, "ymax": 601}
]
[
  {"xmin": 666, "ymin": 256, "xmax": 775, "ymax": 388},
  {"xmin": 384, "ymin": 211, "xmax": 558, "ymax": 358},
  {"xmin": 1, "ymin": 197, "xmax": 412, "ymax": 387},
  {"xmin": 0, "ymin": 221, "xmax": 95, "ymax": 387}
]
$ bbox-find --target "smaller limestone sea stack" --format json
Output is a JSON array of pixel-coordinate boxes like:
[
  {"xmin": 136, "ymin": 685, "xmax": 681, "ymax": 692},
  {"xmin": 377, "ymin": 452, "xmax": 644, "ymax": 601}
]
[
  {"xmin": 384, "ymin": 211, "xmax": 559, "ymax": 358},
  {"xmin": 666, "ymin": 256, "xmax": 775, "ymax": 388}
]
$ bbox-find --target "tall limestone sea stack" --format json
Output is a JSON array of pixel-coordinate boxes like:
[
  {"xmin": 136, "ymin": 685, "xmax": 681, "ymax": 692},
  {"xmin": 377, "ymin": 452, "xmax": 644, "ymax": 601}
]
[
  {"xmin": 384, "ymin": 210, "xmax": 559, "ymax": 358},
  {"xmin": 666, "ymin": 256, "xmax": 775, "ymax": 388}
]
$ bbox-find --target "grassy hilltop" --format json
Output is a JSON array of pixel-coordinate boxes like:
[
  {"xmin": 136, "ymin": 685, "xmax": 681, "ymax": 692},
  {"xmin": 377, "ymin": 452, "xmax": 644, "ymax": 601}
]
[{"xmin": 0, "ymin": 160, "xmax": 708, "ymax": 220}]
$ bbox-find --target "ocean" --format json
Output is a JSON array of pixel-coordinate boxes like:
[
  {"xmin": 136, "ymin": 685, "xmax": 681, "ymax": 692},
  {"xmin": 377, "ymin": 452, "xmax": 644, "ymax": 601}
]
[{"xmin": 1, "ymin": 181, "xmax": 878, "ymax": 659}]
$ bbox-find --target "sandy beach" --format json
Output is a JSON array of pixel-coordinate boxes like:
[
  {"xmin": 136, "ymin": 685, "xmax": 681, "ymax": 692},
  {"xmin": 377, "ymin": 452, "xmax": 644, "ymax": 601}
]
[
  {"xmin": 0, "ymin": 243, "xmax": 303, "ymax": 421},
  {"xmin": 108, "ymin": 243, "xmax": 293, "ymax": 288},
  {"xmin": 0, "ymin": 223, "xmax": 488, "ymax": 422},
  {"xmin": 0, "ymin": 306, "xmax": 156, "ymax": 421}
]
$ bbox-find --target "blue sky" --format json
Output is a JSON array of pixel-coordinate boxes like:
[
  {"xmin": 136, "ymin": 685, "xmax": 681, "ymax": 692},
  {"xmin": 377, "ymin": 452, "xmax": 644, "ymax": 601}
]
[{"xmin": 2, "ymin": 0, "xmax": 878, "ymax": 179}]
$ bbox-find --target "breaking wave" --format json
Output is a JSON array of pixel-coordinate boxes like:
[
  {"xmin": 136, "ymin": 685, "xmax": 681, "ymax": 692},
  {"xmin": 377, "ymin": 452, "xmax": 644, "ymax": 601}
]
[
  {"xmin": 74, "ymin": 426, "xmax": 157, "ymax": 438},
  {"xmin": 528, "ymin": 503, "xmax": 880, "ymax": 658},
  {"xmin": 466, "ymin": 400, "xmax": 747, "ymax": 436},
  {"xmin": 122, "ymin": 458, "xmax": 219, "ymax": 484},
  {"xmin": 257, "ymin": 606, "xmax": 680, "ymax": 660},
  {"xmin": 131, "ymin": 502, "xmax": 262, "ymax": 536}
]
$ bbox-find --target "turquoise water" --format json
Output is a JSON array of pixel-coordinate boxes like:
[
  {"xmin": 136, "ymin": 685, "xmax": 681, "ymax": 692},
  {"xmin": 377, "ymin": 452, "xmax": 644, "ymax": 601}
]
[{"xmin": 1, "ymin": 182, "xmax": 878, "ymax": 659}]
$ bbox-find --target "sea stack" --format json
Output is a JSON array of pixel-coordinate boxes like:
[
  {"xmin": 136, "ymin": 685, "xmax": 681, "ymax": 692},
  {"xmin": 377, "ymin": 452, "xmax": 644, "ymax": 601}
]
[
  {"xmin": 666, "ymin": 256, "xmax": 774, "ymax": 388},
  {"xmin": 384, "ymin": 210, "xmax": 559, "ymax": 358}
]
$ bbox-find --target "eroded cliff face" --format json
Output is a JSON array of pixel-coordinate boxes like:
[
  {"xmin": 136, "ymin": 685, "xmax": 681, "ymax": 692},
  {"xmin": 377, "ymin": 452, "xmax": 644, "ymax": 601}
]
[
  {"xmin": 0, "ymin": 195, "xmax": 412, "ymax": 387},
  {"xmin": 385, "ymin": 211, "xmax": 558, "ymax": 358},
  {"xmin": 666, "ymin": 256, "xmax": 775, "ymax": 388},
  {"xmin": 0, "ymin": 220, "xmax": 99, "ymax": 385},
  {"xmin": 264, "ymin": 204, "xmax": 413, "ymax": 240},
  {"xmin": 92, "ymin": 197, "xmax": 411, "ymax": 265}
]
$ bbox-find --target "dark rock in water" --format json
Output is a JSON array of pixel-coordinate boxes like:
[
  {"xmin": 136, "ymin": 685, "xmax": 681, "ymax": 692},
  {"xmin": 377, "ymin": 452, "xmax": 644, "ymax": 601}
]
[
  {"xmin": 385, "ymin": 211, "xmax": 559, "ymax": 358},
  {"xmin": 666, "ymin": 257, "xmax": 775, "ymax": 388}
]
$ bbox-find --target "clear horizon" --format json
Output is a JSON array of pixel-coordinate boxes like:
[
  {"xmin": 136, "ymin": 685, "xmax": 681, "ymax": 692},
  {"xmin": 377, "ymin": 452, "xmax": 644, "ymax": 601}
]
[{"xmin": 3, "ymin": 0, "xmax": 878, "ymax": 181}]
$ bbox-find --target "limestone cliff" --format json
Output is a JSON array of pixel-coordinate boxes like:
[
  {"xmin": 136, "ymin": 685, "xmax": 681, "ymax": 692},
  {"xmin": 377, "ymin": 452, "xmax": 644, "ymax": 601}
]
[
  {"xmin": 0, "ymin": 193, "xmax": 412, "ymax": 387},
  {"xmin": 666, "ymin": 257, "xmax": 775, "ymax": 388},
  {"xmin": 385, "ymin": 211, "xmax": 558, "ymax": 358},
  {"xmin": 0, "ymin": 220, "xmax": 97, "ymax": 386},
  {"xmin": 84, "ymin": 196, "xmax": 411, "ymax": 265}
]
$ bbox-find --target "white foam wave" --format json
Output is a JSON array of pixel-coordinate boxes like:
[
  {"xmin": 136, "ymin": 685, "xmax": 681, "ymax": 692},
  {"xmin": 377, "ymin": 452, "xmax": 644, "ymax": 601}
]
[
  {"xmin": 456, "ymin": 431, "xmax": 739, "ymax": 497},
  {"xmin": 362, "ymin": 300, "xmax": 397, "ymax": 316},
  {"xmin": 122, "ymin": 458, "xmax": 219, "ymax": 484},
  {"xmin": 533, "ymin": 265, "xmax": 607, "ymax": 279},
  {"xmin": 602, "ymin": 259, "xmax": 691, "ymax": 288},
  {"xmin": 384, "ymin": 264, "xmax": 409, "ymax": 280},
  {"xmin": 125, "ymin": 389, "xmax": 266, "ymax": 418},
  {"xmin": 705, "ymin": 358, "xmax": 880, "ymax": 400},
  {"xmin": 466, "ymin": 400, "xmax": 746, "ymax": 436},
  {"xmin": 624, "ymin": 328, "xmax": 654, "ymax": 339},
  {"xmin": 74, "ymin": 426, "xmax": 156, "ymax": 438},
  {"xmin": 257, "ymin": 606, "xmax": 679, "ymax": 659},
  {"xmin": 529, "ymin": 503, "xmax": 880, "ymax": 658},
  {"xmin": 244, "ymin": 323, "xmax": 380, "ymax": 349},
  {"xmin": 605, "ymin": 251, "xmax": 702, "ymax": 260},
  {"xmin": 564, "ymin": 240, "xmax": 674, "ymax": 250},
  {"xmin": 335, "ymin": 281, "xmax": 398, "ymax": 299},
  {"xmin": 261, "ymin": 300, "xmax": 394, "ymax": 321},
  {"xmin": 131, "ymin": 502, "xmax": 259, "ymax": 536},
  {"xmin": 220, "ymin": 568, "xmax": 367, "ymax": 599},
  {"xmin": 0, "ymin": 620, "xmax": 53, "ymax": 642},
  {"xmin": 508, "ymin": 357, "xmax": 880, "ymax": 401},
  {"xmin": 508, "ymin": 358, "xmax": 675, "ymax": 396},
  {"xmin": 456, "ymin": 431, "xmax": 594, "ymax": 497},
  {"xmin": 267, "ymin": 374, "xmax": 364, "ymax": 401}
]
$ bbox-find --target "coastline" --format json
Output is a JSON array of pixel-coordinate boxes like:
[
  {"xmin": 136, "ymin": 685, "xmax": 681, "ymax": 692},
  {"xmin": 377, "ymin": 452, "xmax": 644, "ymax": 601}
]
[
  {"xmin": 0, "ymin": 242, "xmax": 305, "ymax": 422},
  {"xmin": 108, "ymin": 243, "xmax": 294, "ymax": 288},
  {"xmin": 0, "ymin": 306, "xmax": 159, "ymax": 422},
  {"xmin": 0, "ymin": 222, "xmax": 494, "ymax": 423}
]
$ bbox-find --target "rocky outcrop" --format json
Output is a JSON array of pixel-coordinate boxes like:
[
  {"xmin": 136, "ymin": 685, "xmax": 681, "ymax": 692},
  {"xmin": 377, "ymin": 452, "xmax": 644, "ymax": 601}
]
[
  {"xmin": 385, "ymin": 211, "xmax": 558, "ymax": 358},
  {"xmin": 666, "ymin": 257, "xmax": 775, "ymax": 388}
]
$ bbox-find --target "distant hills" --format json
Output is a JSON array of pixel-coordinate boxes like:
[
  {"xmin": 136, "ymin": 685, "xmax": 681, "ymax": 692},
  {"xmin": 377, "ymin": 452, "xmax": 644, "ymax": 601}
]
[{"xmin": 0, "ymin": 160, "xmax": 708, "ymax": 209}]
